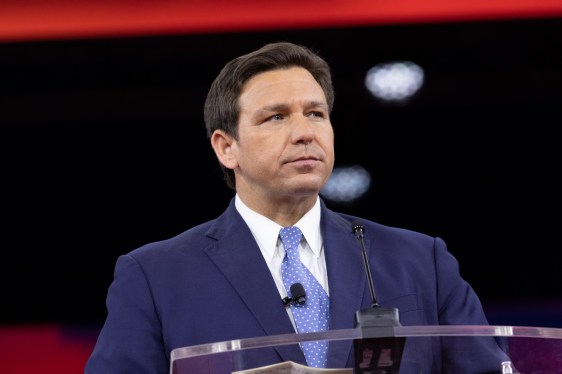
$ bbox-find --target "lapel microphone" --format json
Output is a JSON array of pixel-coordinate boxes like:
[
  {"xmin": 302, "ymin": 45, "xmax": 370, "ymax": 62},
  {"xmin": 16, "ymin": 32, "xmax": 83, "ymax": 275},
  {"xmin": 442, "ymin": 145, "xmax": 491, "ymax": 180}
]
[{"xmin": 282, "ymin": 282, "xmax": 306, "ymax": 307}]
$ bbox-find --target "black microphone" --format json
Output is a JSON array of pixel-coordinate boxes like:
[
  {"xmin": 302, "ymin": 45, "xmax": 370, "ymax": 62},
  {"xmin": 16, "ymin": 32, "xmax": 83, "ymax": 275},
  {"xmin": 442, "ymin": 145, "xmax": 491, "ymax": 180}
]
[
  {"xmin": 352, "ymin": 220, "xmax": 380, "ymax": 308},
  {"xmin": 282, "ymin": 283, "xmax": 306, "ymax": 307},
  {"xmin": 351, "ymin": 220, "xmax": 400, "ymax": 326},
  {"xmin": 351, "ymin": 220, "xmax": 405, "ymax": 374}
]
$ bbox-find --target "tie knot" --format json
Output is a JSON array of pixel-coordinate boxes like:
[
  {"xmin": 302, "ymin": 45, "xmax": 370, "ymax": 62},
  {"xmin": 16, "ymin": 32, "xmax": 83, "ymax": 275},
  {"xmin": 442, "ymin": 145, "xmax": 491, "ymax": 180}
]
[{"xmin": 279, "ymin": 226, "xmax": 303, "ymax": 252}]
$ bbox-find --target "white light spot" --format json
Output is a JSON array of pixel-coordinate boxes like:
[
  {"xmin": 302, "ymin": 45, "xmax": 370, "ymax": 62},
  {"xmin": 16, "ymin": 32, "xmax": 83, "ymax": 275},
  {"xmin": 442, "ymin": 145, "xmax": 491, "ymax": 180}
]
[
  {"xmin": 365, "ymin": 61, "xmax": 424, "ymax": 102},
  {"xmin": 321, "ymin": 165, "xmax": 371, "ymax": 203}
]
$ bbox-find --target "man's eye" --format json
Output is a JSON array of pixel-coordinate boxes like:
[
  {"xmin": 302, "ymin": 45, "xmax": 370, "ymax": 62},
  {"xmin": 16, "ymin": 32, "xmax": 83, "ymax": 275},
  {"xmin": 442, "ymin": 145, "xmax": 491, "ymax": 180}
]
[
  {"xmin": 270, "ymin": 114, "xmax": 284, "ymax": 121},
  {"xmin": 307, "ymin": 111, "xmax": 324, "ymax": 118}
]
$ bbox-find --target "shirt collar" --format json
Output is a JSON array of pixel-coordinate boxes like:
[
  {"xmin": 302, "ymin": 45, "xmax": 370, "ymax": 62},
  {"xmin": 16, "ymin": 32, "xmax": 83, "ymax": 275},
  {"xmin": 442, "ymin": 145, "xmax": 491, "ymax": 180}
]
[{"xmin": 235, "ymin": 194, "xmax": 323, "ymax": 262}]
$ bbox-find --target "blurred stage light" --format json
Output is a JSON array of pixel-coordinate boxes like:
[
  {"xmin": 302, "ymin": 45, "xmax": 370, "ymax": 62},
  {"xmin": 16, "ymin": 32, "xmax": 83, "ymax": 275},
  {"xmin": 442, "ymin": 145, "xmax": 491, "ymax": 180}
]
[
  {"xmin": 321, "ymin": 165, "xmax": 371, "ymax": 203},
  {"xmin": 365, "ymin": 61, "xmax": 424, "ymax": 102}
]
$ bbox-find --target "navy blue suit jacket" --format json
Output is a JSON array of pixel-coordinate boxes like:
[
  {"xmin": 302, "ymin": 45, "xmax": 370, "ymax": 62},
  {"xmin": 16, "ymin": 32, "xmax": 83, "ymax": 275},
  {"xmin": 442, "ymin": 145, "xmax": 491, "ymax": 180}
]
[{"xmin": 85, "ymin": 197, "xmax": 508, "ymax": 373}]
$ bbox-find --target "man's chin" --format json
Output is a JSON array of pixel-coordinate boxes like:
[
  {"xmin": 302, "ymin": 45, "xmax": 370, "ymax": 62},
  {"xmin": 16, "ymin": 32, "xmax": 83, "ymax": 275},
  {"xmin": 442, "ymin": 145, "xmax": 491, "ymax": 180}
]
[{"xmin": 289, "ymin": 183, "xmax": 324, "ymax": 197}]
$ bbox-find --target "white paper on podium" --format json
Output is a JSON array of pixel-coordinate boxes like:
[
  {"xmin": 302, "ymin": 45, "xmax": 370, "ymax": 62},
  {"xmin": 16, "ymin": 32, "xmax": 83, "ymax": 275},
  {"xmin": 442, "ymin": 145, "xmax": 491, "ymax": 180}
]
[{"xmin": 232, "ymin": 361, "xmax": 352, "ymax": 374}]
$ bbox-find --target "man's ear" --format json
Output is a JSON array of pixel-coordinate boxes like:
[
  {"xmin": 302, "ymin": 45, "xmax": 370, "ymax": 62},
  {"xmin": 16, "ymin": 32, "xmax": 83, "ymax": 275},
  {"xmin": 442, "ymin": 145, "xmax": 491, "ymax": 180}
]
[{"xmin": 210, "ymin": 130, "xmax": 238, "ymax": 169}]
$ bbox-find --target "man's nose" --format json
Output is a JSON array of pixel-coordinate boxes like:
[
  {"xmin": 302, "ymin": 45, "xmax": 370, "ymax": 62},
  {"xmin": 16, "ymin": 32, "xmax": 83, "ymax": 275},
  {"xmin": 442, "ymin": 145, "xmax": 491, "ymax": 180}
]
[{"xmin": 291, "ymin": 114, "xmax": 315, "ymax": 143}]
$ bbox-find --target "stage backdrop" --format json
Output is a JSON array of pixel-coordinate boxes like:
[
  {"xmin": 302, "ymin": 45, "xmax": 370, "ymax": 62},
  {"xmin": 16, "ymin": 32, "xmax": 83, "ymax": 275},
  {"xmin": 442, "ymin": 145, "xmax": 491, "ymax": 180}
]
[{"xmin": 1, "ymin": 2, "xmax": 561, "ymax": 373}]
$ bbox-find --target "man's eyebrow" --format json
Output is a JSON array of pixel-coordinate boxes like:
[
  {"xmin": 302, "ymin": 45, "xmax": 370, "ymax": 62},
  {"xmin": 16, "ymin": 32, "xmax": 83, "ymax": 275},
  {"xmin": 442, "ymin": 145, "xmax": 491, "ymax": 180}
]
[
  {"xmin": 259, "ymin": 101, "xmax": 329, "ymax": 113},
  {"xmin": 259, "ymin": 103, "xmax": 289, "ymax": 113}
]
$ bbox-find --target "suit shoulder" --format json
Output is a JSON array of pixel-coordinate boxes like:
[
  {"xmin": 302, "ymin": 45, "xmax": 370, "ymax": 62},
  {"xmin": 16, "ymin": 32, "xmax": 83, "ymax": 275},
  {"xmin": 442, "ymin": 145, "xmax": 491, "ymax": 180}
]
[{"xmin": 127, "ymin": 219, "xmax": 216, "ymax": 259}]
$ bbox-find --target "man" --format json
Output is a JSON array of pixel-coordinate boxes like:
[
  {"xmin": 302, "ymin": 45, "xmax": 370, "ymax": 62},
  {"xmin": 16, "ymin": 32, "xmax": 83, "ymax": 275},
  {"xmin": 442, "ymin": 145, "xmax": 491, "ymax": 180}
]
[{"xmin": 85, "ymin": 42, "xmax": 509, "ymax": 373}]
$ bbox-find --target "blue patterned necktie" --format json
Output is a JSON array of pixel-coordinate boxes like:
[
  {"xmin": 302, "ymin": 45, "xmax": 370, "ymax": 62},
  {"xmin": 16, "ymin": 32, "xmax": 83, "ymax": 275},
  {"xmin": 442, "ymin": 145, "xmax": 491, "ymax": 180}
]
[{"xmin": 279, "ymin": 226, "xmax": 329, "ymax": 368}]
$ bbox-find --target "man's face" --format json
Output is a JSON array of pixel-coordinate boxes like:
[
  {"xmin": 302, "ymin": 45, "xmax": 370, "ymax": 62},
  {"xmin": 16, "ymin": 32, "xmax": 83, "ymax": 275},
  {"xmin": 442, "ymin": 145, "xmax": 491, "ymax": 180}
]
[{"xmin": 231, "ymin": 66, "xmax": 335, "ymax": 203}]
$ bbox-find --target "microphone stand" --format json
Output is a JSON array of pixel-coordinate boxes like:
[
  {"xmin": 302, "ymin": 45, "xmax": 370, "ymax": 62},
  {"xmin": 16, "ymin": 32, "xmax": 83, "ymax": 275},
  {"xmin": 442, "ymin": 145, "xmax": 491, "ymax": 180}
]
[{"xmin": 351, "ymin": 221, "xmax": 406, "ymax": 374}]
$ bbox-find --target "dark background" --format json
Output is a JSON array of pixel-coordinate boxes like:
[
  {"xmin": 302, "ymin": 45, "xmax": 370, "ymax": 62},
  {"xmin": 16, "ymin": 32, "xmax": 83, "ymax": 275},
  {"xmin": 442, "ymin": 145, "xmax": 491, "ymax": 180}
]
[{"xmin": 1, "ymin": 18, "xmax": 561, "ymax": 328}]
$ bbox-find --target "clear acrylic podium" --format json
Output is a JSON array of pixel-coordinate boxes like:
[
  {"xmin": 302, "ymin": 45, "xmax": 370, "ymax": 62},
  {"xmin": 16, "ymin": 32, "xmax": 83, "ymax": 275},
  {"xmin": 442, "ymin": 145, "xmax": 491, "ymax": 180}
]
[{"xmin": 170, "ymin": 325, "xmax": 562, "ymax": 373}]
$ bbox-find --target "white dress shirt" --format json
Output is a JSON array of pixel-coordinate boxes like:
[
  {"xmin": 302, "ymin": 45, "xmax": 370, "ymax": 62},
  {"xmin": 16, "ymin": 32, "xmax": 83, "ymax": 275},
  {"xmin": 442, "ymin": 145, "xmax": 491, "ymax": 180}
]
[{"xmin": 234, "ymin": 194, "xmax": 329, "ymax": 329}]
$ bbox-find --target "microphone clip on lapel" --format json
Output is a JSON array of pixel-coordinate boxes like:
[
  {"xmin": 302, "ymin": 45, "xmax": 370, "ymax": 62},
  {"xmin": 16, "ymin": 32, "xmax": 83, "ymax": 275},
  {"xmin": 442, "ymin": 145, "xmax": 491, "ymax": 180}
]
[{"xmin": 282, "ymin": 282, "xmax": 306, "ymax": 307}]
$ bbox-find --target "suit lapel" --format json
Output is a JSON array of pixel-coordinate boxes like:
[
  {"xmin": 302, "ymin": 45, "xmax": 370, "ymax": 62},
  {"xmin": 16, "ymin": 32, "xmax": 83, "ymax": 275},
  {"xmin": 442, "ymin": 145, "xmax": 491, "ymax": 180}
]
[
  {"xmin": 203, "ymin": 201, "xmax": 306, "ymax": 364},
  {"xmin": 322, "ymin": 206, "xmax": 368, "ymax": 368}
]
